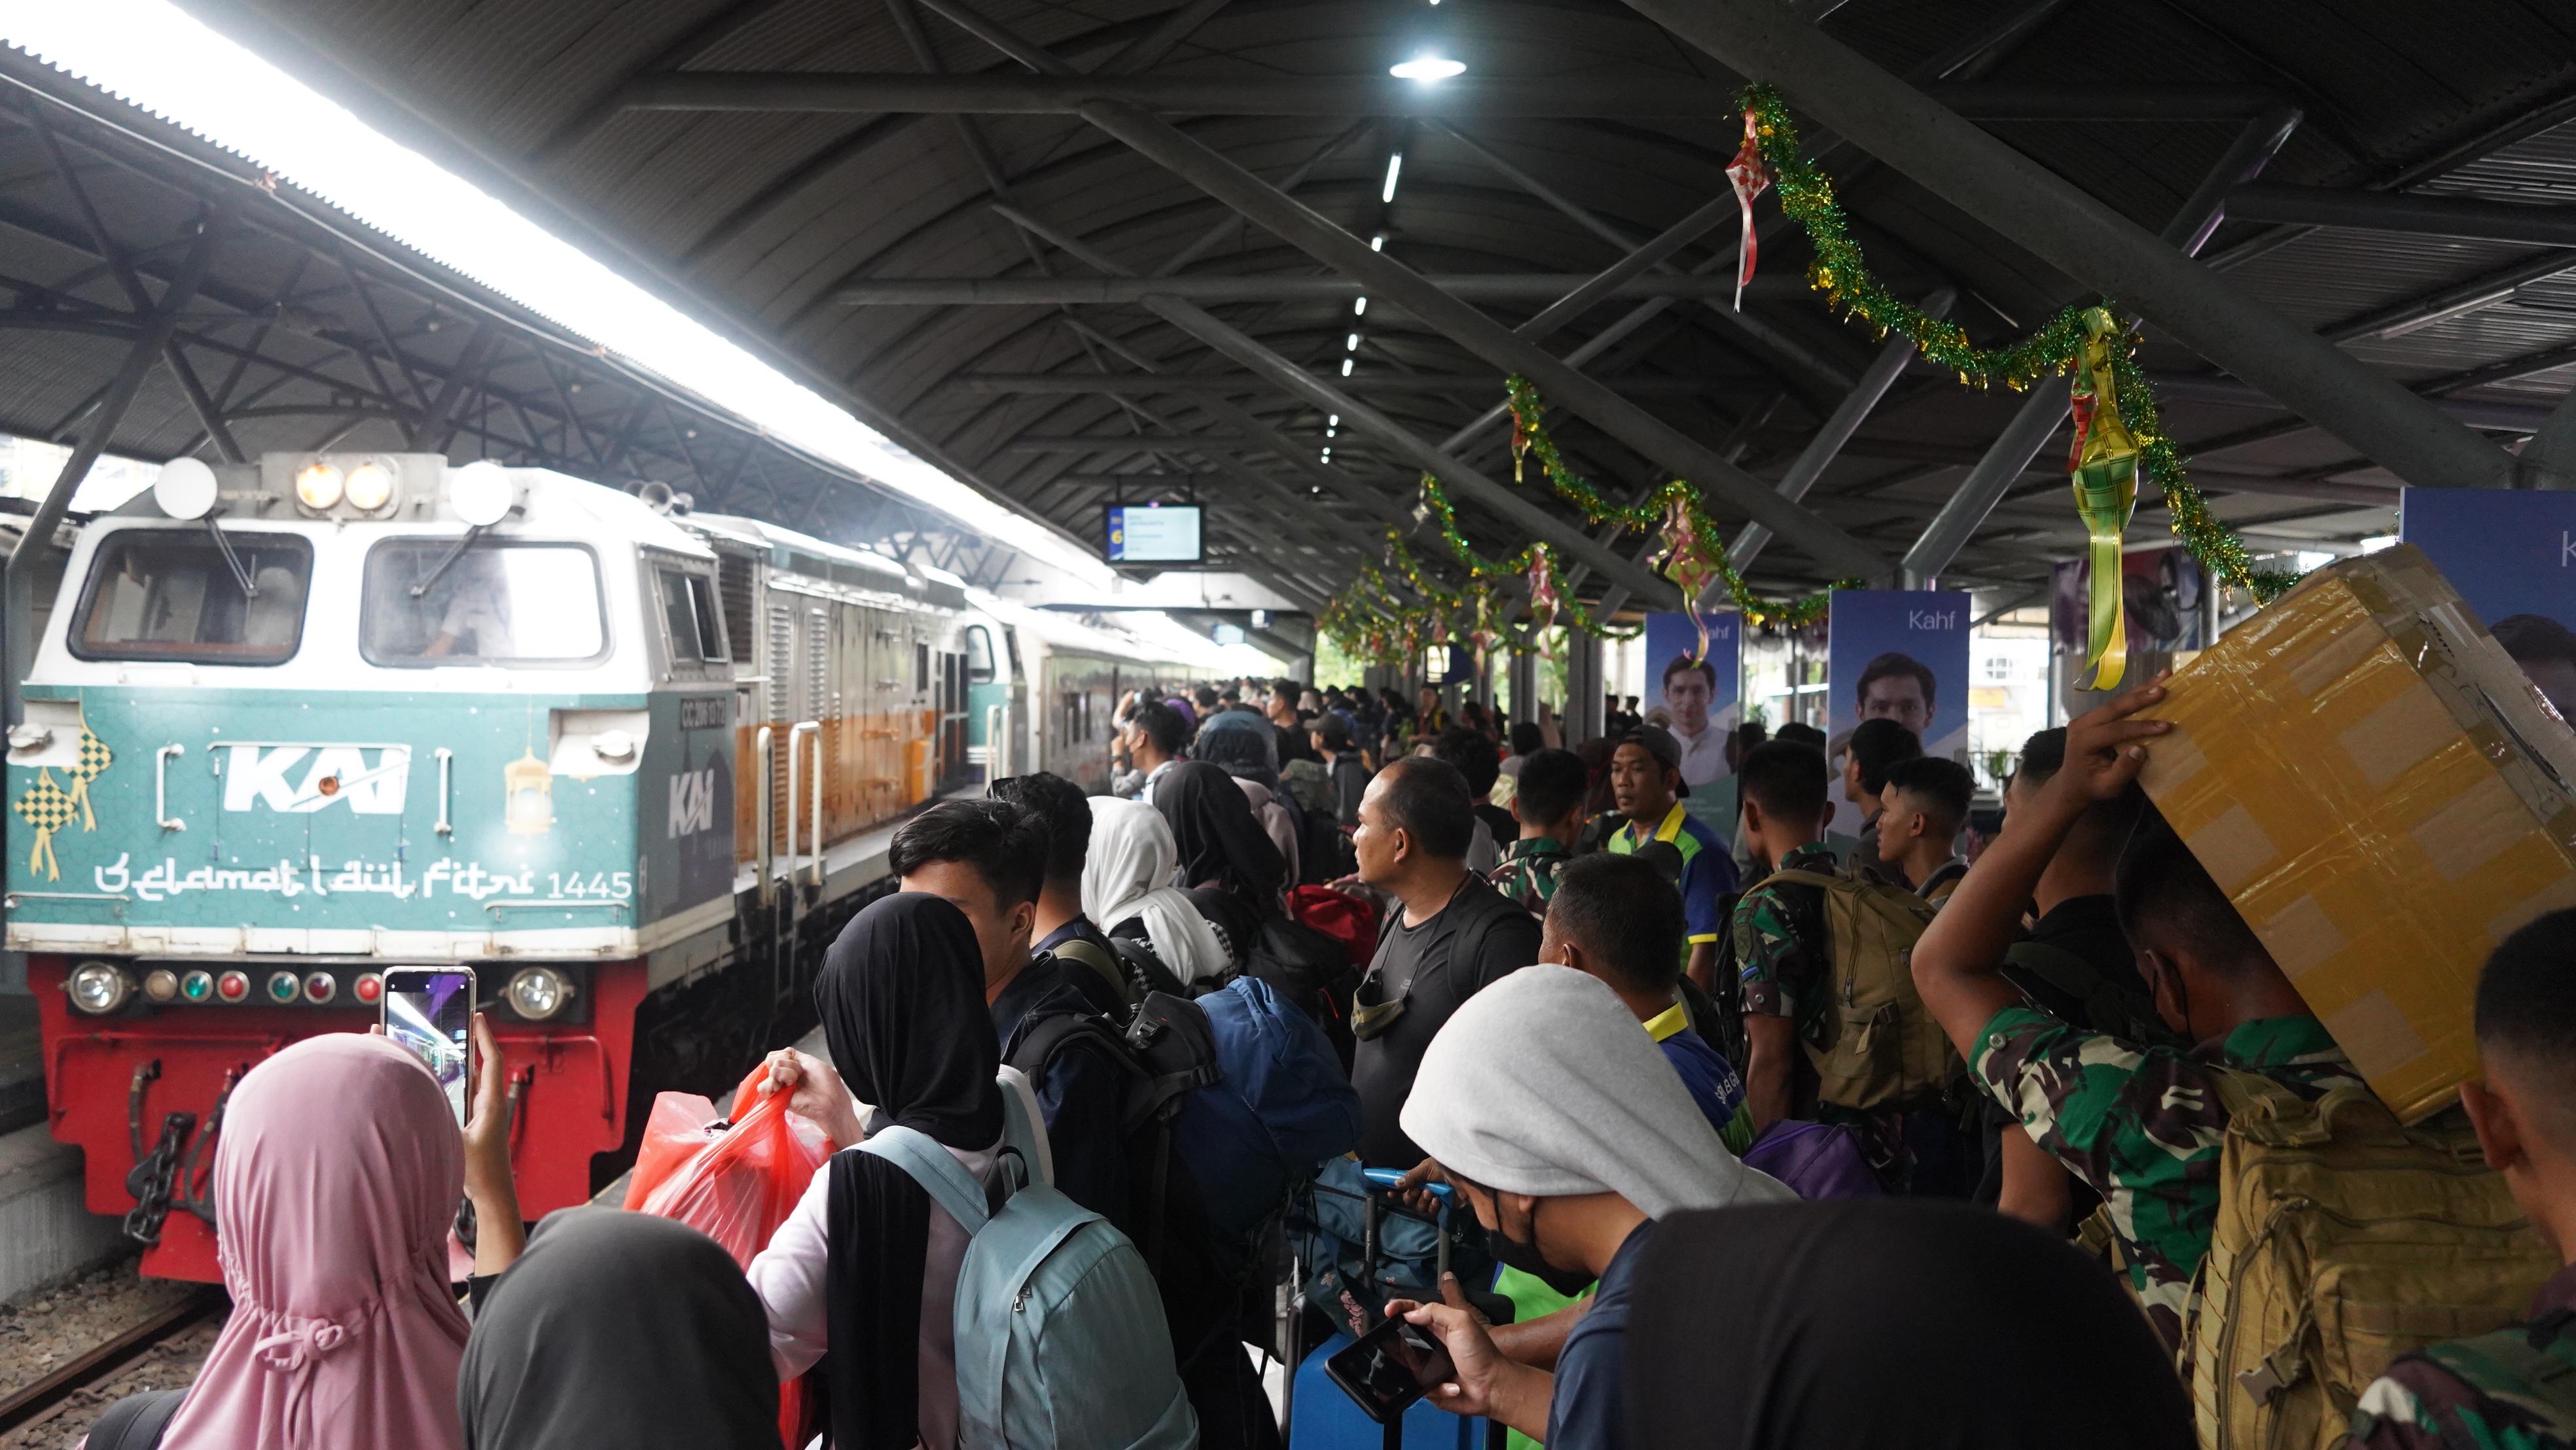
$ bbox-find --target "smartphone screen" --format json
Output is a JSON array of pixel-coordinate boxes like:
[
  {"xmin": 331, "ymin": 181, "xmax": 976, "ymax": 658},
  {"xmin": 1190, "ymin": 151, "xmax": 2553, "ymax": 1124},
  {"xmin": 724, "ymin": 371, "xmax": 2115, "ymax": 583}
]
[
  {"xmin": 1325, "ymin": 1315, "xmax": 1456, "ymax": 1423},
  {"xmin": 382, "ymin": 969, "xmax": 474, "ymax": 1125}
]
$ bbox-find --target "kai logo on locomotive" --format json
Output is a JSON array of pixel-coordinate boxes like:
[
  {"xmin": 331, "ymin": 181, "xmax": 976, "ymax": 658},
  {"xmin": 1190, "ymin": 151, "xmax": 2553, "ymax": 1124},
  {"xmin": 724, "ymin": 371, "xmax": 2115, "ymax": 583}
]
[
  {"xmin": 668, "ymin": 766, "xmax": 717, "ymax": 839},
  {"xmin": 221, "ymin": 744, "xmax": 411, "ymax": 815}
]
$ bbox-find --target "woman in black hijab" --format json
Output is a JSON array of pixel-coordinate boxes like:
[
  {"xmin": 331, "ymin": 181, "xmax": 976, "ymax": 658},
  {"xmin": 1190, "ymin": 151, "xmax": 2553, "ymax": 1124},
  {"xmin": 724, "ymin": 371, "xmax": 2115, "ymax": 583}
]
[
  {"xmin": 747, "ymin": 893, "xmax": 1004, "ymax": 1450},
  {"xmin": 1624, "ymin": 1200, "xmax": 2190, "ymax": 1450},
  {"xmin": 1154, "ymin": 760, "xmax": 1285, "ymax": 908},
  {"xmin": 461, "ymin": 1209, "xmax": 776, "ymax": 1450}
]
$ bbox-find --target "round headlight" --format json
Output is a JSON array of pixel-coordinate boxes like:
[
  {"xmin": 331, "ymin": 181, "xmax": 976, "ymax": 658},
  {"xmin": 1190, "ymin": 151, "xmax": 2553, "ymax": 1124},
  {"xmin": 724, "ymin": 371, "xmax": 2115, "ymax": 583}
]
[
  {"xmin": 68, "ymin": 961, "xmax": 132, "ymax": 1015},
  {"xmin": 344, "ymin": 460, "xmax": 396, "ymax": 512},
  {"xmin": 265, "ymin": 970, "xmax": 300, "ymax": 1004},
  {"xmin": 179, "ymin": 969, "xmax": 214, "ymax": 1002},
  {"xmin": 295, "ymin": 461, "xmax": 344, "ymax": 511},
  {"xmin": 450, "ymin": 461, "xmax": 516, "ymax": 527},
  {"xmin": 154, "ymin": 457, "xmax": 220, "ymax": 521},
  {"xmin": 142, "ymin": 968, "xmax": 179, "ymax": 1003},
  {"xmin": 505, "ymin": 966, "xmax": 574, "ymax": 1021}
]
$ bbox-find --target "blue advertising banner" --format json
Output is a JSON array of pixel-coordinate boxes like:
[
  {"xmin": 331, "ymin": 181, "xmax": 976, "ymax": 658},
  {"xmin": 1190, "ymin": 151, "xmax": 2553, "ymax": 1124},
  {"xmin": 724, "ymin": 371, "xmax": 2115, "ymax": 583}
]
[
  {"xmin": 1641, "ymin": 612, "xmax": 1742, "ymax": 835},
  {"xmin": 2400, "ymin": 489, "xmax": 2576, "ymax": 720},
  {"xmin": 1827, "ymin": 590, "xmax": 1973, "ymax": 763}
]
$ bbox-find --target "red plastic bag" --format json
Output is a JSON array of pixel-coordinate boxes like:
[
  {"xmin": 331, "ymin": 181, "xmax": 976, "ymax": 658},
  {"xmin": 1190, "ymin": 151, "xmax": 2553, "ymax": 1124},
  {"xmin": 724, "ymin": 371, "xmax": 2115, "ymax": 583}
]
[
  {"xmin": 1291, "ymin": 883, "xmax": 1381, "ymax": 970},
  {"xmin": 624, "ymin": 1067, "xmax": 832, "ymax": 1449}
]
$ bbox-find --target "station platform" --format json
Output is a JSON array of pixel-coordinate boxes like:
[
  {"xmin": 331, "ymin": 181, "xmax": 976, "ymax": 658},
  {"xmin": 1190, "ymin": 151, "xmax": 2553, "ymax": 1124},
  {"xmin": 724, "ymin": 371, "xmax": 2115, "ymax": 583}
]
[{"xmin": 0, "ymin": 1123, "xmax": 127, "ymax": 1306}]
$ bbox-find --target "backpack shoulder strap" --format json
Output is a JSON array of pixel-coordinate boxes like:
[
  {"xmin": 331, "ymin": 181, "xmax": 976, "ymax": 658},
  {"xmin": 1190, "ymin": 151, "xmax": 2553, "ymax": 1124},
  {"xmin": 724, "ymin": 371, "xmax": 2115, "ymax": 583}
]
[
  {"xmin": 858, "ymin": 1125, "xmax": 991, "ymax": 1231},
  {"xmin": 1050, "ymin": 939, "xmax": 1128, "ymax": 1006},
  {"xmin": 2005, "ymin": 938, "xmax": 2110, "ymax": 999},
  {"xmin": 2423, "ymin": 1312, "xmax": 2576, "ymax": 1418}
]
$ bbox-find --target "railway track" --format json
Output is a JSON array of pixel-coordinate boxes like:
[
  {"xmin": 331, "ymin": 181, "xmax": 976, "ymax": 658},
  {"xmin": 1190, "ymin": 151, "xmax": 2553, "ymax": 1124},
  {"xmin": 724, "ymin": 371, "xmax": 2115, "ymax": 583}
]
[{"xmin": 0, "ymin": 1288, "xmax": 224, "ymax": 1440}]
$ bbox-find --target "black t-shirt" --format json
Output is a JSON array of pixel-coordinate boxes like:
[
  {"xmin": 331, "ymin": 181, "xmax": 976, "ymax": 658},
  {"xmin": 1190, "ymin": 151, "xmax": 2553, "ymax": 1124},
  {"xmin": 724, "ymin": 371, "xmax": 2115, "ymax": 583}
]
[
  {"xmin": 1351, "ymin": 874, "xmax": 1543, "ymax": 1167},
  {"xmin": 1473, "ymin": 802, "xmax": 1518, "ymax": 851},
  {"xmin": 1276, "ymin": 722, "xmax": 1319, "ymax": 766}
]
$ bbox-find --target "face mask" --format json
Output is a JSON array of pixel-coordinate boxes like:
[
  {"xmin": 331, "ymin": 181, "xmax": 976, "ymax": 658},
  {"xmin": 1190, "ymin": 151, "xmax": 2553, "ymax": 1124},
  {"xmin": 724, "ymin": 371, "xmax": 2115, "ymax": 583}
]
[{"xmin": 1488, "ymin": 1202, "xmax": 1594, "ymax": 1298}]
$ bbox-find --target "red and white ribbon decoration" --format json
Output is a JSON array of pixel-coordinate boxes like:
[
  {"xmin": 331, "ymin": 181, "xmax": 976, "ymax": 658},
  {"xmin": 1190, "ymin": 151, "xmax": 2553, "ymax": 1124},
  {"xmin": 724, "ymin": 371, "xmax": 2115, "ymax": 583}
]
[{"xmin": 1724, "ymin": 107, "xmax": 1773, "ymax": 311}]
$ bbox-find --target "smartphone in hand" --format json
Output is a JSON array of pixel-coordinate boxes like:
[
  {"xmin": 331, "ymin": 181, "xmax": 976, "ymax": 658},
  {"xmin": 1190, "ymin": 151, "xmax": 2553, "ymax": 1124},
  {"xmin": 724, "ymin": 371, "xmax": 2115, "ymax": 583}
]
[
  {"xmin": 381, "ymin": 968, "xmax": 475, "ymax": 1125},
  {"xmin": 1324, "ymin": 1313, "xmax": 1457, "ymax": 1424}
]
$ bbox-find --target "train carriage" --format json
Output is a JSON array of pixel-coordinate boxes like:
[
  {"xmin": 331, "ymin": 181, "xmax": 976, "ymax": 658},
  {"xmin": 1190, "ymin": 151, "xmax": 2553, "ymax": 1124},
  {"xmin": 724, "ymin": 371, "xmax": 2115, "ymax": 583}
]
[{"xmin": 5, "ymin": 451, "xmax": 1216, "ymax": 1281}]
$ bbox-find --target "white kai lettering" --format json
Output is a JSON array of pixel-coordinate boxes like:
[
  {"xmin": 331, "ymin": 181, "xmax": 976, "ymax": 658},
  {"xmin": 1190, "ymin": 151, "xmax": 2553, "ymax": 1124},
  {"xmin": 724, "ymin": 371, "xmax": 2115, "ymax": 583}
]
[
  {"xmin": 221, "ymin": 744, "xmax": 410, "ymax": 814},
  {"xmin": 1907, "ymin": 609, "xmax": 1958, "ymax": 629},
  {"xmin": 2562, "ymin": 529, "xmax": 2574, "ymax": 567},
  {"xmin": 668, "ymin": 766, "xmax": 716, "ymax": 838}
]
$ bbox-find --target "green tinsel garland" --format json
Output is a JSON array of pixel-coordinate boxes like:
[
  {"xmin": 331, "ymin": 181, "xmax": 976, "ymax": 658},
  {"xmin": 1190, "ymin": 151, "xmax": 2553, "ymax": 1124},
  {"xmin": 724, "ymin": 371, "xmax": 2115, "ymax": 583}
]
[
  {"xmin": 1738, "ymin": 82, "xmax": 2303, "ymax": 605},
  {"xmin": 1319, "ymin": 80, "xmax": 2311, "ymax": 649}
]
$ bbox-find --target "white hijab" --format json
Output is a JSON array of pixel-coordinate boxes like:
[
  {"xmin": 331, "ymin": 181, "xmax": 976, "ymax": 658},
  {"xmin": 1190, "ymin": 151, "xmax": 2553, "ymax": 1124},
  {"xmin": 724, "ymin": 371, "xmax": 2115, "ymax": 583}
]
[
  {"xmin": 1401, "ymin": 966, "xmax": 1792, "ymax": 1218},
  {"xmin": 1082, "ymin": 796, "xmax": 1234, "ymax": 985}
]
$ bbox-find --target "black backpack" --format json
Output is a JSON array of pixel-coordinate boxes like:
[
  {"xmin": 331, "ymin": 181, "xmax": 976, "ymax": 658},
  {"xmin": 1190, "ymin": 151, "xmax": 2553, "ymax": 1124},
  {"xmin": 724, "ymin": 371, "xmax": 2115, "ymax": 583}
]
[
  {"xmin": 1694, "ymin": 890, "xmax": 1749, "ymax": 1066},
  {"xmin": 2003, "ymin": 939, "xmax": 2185, "ymax": 1050}
]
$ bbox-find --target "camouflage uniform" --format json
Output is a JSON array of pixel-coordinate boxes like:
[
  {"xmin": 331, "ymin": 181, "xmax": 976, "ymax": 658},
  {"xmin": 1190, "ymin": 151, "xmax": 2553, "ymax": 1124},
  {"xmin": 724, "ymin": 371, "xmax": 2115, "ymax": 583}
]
[
  {"xmin": 1972, "ymin": 1004, "xmax": 2364, "ymax": 1351},
  {"xmin": 2346, "ymin": 1266, "xmax": 2576, "ymax": 1449},
  {"xmin": 1732, "ymin": 843, "xmax": 1921, "ymax": 1187},
  {"xmin": 1488, "ymin": 836, "xmax": 1571, "ymax": 914}
]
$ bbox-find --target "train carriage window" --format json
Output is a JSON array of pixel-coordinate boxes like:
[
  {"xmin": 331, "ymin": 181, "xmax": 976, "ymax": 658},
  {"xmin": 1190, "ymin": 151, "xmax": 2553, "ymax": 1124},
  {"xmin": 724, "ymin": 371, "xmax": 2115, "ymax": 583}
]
[
  {"xmin": 915, "ymin": 641, "xmax": 930, "ymax": 694},
  {"xmin": 964, "ymin": 625, "xmax": 995, "ymax": 684},
  {"xmin": 361, "ymin": 540, "xmax": 606, "ymax": 666},
  {"xmin": 657, "ymin": 569, "xmax": 730, "ymax": 664},
  {"xmin": 71, "ymin": 528, "xmax": 312, "ymax": 665}
]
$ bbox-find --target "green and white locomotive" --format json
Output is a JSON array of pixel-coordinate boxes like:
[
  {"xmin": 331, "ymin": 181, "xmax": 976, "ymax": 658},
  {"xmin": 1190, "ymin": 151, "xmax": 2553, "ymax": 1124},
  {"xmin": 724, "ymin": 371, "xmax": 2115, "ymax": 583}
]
[{"xmin": 6, "ymin": 451, "xmax": 1211, "ymax": 1279}]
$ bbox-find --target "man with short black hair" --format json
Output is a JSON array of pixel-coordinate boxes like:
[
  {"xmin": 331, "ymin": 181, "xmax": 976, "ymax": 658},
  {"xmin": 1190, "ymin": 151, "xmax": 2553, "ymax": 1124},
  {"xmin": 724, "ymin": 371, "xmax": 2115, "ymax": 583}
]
[
  {"xmin": 892, "ymin": 798, "xmax": 1131, "ymax": 1224},
  {"xmin": 1912, "ymin": 686, "xmax": 2363, "ymax": 1353},
  {"xmin": 1854, "ymin": 652, "xmax": 1939, "ymax": 741},
  {"xmin": 1774, "ymin": 721, "xmax": 1827, "ymax": 751},
  {"xmin": 2350, "ymin": 907, "xmax": 2576, "ymax": 1447},
  {"xmin": 1659, "ymin": 655, "xmax": 1728, "ymax": 787},
  {"xmin": 1877, "ymin": 756, "xmax": 1974, "ymax": 904},
  {"xmin": 1838, "ymin": 717, "xmax": 1922, "ymax": 885},
  {"xmin": 988, "ymin": 773, "xmax": 1126, "ymax": 1015},
  {"xmin": 1433, "ymin": 724, "xmax": 1512, "ymax": 874},
  {"xmin": 1350, "ymin": 756, "xmax": 1543, "ymax": 1168},
  {"xmin": 1270, "ymin": 678, "xmax": 1319, "ymax": 765},
  {"xmin": 1603, "ymin": 726, "xmax": 1737, "ymax": 991},
  {"xmin": 1729, "ymin": 741, "xmax": 1838, "ymax": 1132},
  {"xmin": 1117, "ymin": 699, "xmax": 1190, "ymax": 805},
  {"xmin": 1546, "ymin": 853, "xmax": 1755, "ymax": 1152},
  {"xmin": 1971, "ymin": 727, "xmax": 2162, "ymax": 1229},
  {"xmin": 1491, "ymin": 747, "xmax": 1588, "ymax": 913}
]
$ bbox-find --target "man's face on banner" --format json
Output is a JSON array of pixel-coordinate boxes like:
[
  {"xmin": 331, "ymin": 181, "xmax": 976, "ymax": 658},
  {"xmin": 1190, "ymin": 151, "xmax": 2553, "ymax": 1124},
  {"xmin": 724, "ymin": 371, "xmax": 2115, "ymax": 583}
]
[
  {"xmin": 1663, "ymin": 669, "xmax": 1713, "ymax": 735},
  {"xmin": 1859, "ymin": 671, "xmax": 1933, "ymax": 737}
]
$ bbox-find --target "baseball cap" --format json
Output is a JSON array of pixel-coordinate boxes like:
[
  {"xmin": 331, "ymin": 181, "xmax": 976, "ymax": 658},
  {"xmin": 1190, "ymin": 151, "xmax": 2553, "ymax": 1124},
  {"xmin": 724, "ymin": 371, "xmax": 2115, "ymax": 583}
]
[{"xmin": 1618, "ymin": 724, "xmax": 1682, "ymax": 773}]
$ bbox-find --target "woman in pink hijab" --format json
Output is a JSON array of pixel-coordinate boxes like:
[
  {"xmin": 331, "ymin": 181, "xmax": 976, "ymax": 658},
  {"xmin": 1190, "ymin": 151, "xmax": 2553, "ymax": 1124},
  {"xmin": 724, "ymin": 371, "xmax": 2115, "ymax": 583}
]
[{"xmin": 151, "ymin": 1033, "xmax": 491, "ymax": 1450}]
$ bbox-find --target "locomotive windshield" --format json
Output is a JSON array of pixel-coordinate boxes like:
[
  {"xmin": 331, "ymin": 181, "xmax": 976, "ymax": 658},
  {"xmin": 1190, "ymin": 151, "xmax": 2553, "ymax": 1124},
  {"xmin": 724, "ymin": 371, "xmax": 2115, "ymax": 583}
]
[
  {"xmin": 71, "ymin": 528, "xmax": 312, "ymax": 665},
  {"xmin": 361, "ymin": 539, "xmax": 607, "ymax": 665}
]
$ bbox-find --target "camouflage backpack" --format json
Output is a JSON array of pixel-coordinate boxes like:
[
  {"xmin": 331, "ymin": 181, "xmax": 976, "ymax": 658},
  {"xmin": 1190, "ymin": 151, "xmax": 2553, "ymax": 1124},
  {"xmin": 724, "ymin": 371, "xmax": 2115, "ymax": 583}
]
[
  {"xmin": 1761, "ymin": 868, "xmax": 1954, "ymax": 1112},
  {"xmin": 2182, "ymin": 1069, "xmax": 2558, "ymax": 1450}
]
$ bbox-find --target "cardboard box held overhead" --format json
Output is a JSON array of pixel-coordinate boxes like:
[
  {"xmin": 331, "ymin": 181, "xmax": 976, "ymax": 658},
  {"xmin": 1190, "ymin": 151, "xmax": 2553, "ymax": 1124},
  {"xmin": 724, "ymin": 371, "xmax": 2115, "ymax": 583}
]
[{"xmin": 2139, "ymin": 545, "xmax": 2576, "ymax": 1123}]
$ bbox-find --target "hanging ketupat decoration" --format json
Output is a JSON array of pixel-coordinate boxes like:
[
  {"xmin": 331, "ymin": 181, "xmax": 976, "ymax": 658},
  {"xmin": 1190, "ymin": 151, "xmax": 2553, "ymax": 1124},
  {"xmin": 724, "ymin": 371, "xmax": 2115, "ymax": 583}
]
[
  {"xmin": 2067, "ymin": 308, "xmax": 2142, "ymax": 690},
  {"xmin": 1724, "ymin": 105, "xmax": 1773, "ymax": 311}
]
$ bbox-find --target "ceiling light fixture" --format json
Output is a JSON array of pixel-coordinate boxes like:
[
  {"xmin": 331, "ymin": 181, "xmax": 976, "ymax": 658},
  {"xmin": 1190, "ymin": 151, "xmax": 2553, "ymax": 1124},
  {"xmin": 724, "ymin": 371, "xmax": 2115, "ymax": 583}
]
[
  {"xmin": 1341, "ymin": 358, "xmax": 1355, "ymax": 377},
  {"xmin": 1353, "ymin": 296, "xmax": 1368, "ymax": 316},
  {"xmin": 1382, "ymin": 152, "xmax": 1403, "ymax": 203},
  {"xmin": 1389, "ymin": 56, "xmax": 1465, "ymax": 81}
]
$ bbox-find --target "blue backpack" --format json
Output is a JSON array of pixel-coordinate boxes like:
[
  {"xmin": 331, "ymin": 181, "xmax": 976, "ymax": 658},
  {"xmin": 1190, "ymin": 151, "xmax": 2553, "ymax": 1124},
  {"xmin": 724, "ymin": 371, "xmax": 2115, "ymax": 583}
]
[
  {"xmin": 1007, "ymin": 975, "xmax": 1361, "ymax": 1273},
  {"xmin": 858, "ymin": 1125, "xmax": 1198, "ymax": 1450}
]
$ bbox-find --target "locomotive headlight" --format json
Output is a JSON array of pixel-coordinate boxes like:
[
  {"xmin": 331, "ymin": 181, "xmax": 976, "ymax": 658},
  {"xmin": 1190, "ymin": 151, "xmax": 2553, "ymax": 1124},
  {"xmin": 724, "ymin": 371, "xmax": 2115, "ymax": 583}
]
[
  {"xmin": 450, "ymin": 461, "xmax": 517, "ymax": 527},
  {"xmin": 344, "ymin": 460, "xmax": 396, "ymax": 512},
  {"xmin": 295, "ymin": 461, "xmax": 344, "ymax": 510},
  {"xmin": 67, "ymin": 961, "xmax": 133, "ymax": 1015},
  {"xmin": 505, "ymin": 966, "xmax": 574, "ymax": 1021},
  {"xmin": 154, "ymin": 457, "xmax": 220, "ymax": 520}
]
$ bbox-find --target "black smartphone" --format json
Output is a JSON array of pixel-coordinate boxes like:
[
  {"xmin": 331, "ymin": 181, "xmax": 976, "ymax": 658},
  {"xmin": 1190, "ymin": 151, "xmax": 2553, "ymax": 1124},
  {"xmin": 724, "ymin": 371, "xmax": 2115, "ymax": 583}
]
[
  {"xmin": 1324, "ymin": 1314, "xmax": 1456, "ymax": 1424},
  {"xmin": 381, "ymin": 968, "xmax": 475, "ymax": 1125}
]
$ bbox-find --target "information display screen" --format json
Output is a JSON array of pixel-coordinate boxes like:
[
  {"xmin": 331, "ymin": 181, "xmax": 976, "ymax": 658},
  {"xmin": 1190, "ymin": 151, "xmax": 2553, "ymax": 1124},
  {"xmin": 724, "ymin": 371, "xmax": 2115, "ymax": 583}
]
[{"xmin": 1105, "ymin": 504, "xmax": 1203, "ymax": 565}]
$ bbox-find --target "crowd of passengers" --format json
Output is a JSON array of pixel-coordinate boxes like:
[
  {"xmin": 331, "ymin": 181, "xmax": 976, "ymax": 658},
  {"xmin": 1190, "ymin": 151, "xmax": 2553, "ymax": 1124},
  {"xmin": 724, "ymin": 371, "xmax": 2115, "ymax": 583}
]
[{"xmin": 68, "ymin": 673, "xmax": 2576, "ymax": 1450}]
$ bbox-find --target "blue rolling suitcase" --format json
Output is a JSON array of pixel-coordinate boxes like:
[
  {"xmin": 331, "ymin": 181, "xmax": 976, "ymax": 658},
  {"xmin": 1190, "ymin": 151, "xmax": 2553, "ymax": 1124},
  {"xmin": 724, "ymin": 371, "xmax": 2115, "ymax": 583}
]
[{"xmin": 1281, "ymin": 1167, "xmax": 1506, "ymax": 1450}]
